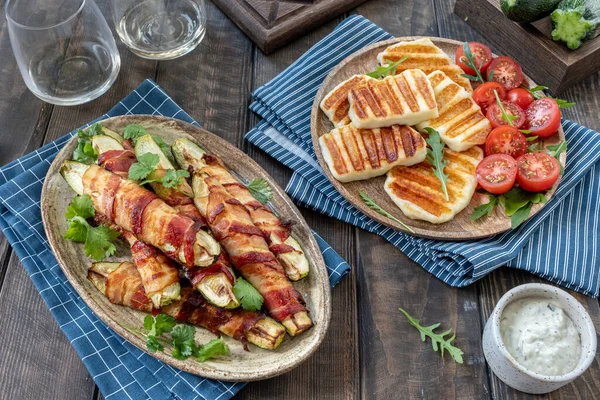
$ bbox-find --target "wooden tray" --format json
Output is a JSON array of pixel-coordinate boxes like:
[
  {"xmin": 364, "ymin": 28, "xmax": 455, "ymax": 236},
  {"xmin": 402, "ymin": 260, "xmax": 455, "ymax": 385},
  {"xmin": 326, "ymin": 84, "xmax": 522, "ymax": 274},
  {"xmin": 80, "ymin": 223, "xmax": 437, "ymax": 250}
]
[
  {"xmin": 41, "ymin": 115, "xmax": 331, "ymax": 382},
  {"xmin": 454, "ymin": 0, "xmax": 600, "ymax": 94},
  {"xmin": 211, "ymin": 0, "xmax": 368, "ymax": 53},
  {"xmin": 310, "ymin": 37, "xmax": 566, "ymax": 240}
]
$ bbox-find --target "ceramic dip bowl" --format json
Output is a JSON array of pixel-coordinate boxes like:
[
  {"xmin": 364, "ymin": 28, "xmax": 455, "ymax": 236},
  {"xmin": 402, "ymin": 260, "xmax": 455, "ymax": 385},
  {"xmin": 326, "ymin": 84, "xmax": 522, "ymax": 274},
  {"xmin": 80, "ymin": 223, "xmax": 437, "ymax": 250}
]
[{"xmin": 482, "ymin": 283, "xmax": 597, "ymax": 394}]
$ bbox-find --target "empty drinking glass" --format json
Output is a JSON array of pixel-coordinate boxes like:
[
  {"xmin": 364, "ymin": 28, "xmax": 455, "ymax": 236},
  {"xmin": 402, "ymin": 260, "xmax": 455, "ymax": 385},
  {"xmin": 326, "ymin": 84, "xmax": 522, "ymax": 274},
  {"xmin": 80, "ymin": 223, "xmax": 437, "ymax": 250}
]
[
  {"xmin": 112, "ymin": 0, "xmax": 207, "ymax": 60},
  {"xmin": 5, "ymin": 0, "xmax": 121, "ymax": 106}
]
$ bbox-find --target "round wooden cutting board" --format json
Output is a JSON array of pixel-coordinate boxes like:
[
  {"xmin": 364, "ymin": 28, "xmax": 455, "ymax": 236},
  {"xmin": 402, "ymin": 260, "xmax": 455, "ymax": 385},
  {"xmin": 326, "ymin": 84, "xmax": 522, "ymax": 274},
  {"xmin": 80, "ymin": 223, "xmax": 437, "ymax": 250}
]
[
  {"xmin": 41, "ymin": 115, "xmax": 331, "ymax": 381},
  {"xmin": 311, "ymin": 37, "xmax": 566, "ymax": 240}
]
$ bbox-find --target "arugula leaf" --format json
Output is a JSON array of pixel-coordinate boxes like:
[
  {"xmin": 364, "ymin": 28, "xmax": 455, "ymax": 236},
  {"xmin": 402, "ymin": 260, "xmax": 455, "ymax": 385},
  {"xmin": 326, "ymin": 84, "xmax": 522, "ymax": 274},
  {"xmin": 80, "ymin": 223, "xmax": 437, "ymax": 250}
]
[
  {"xmin": 72, "ymin": 124, "xmax": 103, "ymax": 164},
  {"xmin": 486, "ymin": 68, "xmax": 495, "ymax": 83},
  {"xmin": 458, "ymin": 42, "xmax": 485, "ymax": 84},
  {"xmin": 493, "ymin": 90, "xmax": 517, "ymax": 126},
  {"xmin": 171, "ymin": 325, "xmax": 196, "ymax": 360},
  {"xmin": 554, "ymin": 98, "xmax": 575, "ymax": 108},
  {"xmin": 233, "ymin": 277, "xmax": 264, "ymax": 311},
  {"xmin": 64, "ymin": 195, "xmax": 119, "ymax": 261},
  {"xmin": 502, "ymin": 187, "xmax": 547, "ymax": 228},
  {"xmin": 525, "ymin": 136, "xmax": 539, "ymax": 142},
  {"xmin": 398, "ymin": 308, "xmax": 464, "ymax": 363},
  {"xmin": 546, "ymin": 141, "xmax": 567, "ymax": 174},
  {"xmin": 527, "ymin": 86, "xmax": 575, "ymax": 108},
  {"xmin": 470, "ymin": 195, "xmax": 498, "ymax": 221},
  {"xmin": 128, "ymin": 153, "xmax": 160, "ymax": 181},
  {"xmin": 358, "ymin": 190, "xmax": 415, "ymax": 233},
  {"xmin": 246, "ymin": 178, "xmax": 272, "ymax": 204},
  {"xmin": 424, "ymin": 128, "xmax": 449, "ymax": 201},
  {"xmin": 366, "ymin": 56, "xmax": 409, "ymax": 79},
  {"xmin": 123, "ymin": 124, "xmax": 148, "ymax": 144},
  {"xmin": 194, "ymin": 338, "xmax": 230, "ymax": 362}
]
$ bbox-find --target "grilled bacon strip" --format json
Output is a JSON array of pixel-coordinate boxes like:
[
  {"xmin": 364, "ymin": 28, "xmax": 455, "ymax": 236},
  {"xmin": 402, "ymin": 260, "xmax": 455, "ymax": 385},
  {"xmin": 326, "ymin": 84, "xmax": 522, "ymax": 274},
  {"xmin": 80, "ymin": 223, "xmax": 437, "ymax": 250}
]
[
  {"xmin": 191, "ymin": 172, "xmax": 312, "ymax": 336},
  {"xmin": 172, "ymin": 138, "xmax": 310, "ymax": 281},
  {"xmin": 88, "ymin": 262, "xmax": 286, "ymax": 350}
]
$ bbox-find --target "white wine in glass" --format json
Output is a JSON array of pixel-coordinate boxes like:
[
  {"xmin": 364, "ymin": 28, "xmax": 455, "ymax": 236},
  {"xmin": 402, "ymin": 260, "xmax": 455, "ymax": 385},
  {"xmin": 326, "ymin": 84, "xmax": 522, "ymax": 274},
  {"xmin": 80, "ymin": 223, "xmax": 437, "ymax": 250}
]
[{"xmin": 113, "ymin": 0, "xmax": 207, "ymax": 60}]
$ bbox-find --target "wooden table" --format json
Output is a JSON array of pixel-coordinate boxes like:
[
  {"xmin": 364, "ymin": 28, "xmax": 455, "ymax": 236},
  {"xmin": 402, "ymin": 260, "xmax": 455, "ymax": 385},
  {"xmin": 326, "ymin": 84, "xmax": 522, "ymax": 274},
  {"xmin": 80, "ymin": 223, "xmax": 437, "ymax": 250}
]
[{"xmin": 0, "ymin": 0, "xmax": 599, "ymax": 399}]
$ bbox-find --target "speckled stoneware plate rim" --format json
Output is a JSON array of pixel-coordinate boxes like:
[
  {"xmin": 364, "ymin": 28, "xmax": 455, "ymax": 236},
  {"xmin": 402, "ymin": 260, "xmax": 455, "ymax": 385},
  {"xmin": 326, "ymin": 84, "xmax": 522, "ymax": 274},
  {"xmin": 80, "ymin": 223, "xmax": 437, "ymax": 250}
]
[
  {"xmin": 310, "ymin": 36, "xmax": 566, "ymax": 240},
  {"xmin": 41, "ymin": 115, "xmax": 332, "ymax": 382}
]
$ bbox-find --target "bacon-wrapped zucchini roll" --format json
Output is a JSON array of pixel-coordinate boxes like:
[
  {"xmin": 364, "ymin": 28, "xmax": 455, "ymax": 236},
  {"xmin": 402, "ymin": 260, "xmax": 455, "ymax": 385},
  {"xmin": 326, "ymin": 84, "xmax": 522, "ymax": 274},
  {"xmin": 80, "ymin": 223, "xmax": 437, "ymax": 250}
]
[
  {"xmin": 172, "ymin": 138, "xmax": 310, "ymax": 281},
  {"xmin": 60, "ymin": 161, "xmax": 220, "ymax": 268},
  {"xmin": 191, "ymin": 172, "xmax": 312, "ymax": 336},
  {"xmin": 88, "ymin": 262, "xmax": 285, "ymax": 350}
]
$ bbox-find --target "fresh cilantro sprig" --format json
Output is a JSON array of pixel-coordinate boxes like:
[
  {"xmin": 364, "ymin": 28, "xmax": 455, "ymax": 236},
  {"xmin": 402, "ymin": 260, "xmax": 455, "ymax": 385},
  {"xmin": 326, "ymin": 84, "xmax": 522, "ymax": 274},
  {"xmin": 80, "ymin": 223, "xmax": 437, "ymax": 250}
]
[
  {"xmin": 458, "ymin": 42, "xmax": 485, "ymax": 84},
  {"xmin": 64, "ymin": 195, "xmax": 119, "ymax": 261},
  {"xmin": 471, "ymin": 187, "xmax": 548, "ymax": 229},
  {"xmin": 493, "ymin": 90, "xmax": 517, "ymax": 126},
  {"xmin": 424, "ymin": 127, "xmax": 449, "ymax": 201},
  {"xmin": 123, "ymin": 124, "xmax": 174, "ymax": 162},
  {"xmin": 246, "ymin": 178, "xmax": 273, "ymax": 204},
  {"xmin": 72, "ymin": 123, "xmax": 103, "ymax": 164},
  {"xmin": 358, "ymin": 190, "xmax": 415, "ymax": 233},
  {"xmin": 398, "ymin": 307, "xmax": 464, "ymax": 364},
  {"xmin": 366, "ymin": 56, "xmax": 409, "ymax": 79},
  {"xmin": 527, "ymin": 86, "xmax": 576, "ymax": 108},
  {"xmin": 233, "ymin": 277, "xmax": 264, "ymax": 311},
  {"xmin": 122, "ymin": 314, "xmax": 230, "ymax": 362},
  {"xmin": 128, "ymin": 153, "xmax": 190, "ymax": 188}
]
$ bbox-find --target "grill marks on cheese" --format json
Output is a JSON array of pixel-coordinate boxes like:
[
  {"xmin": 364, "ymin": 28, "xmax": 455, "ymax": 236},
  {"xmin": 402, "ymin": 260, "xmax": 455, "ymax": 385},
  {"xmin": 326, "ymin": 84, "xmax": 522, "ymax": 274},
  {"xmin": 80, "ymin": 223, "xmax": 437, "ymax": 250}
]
[
  {"xmin": 416, "ymin": 71, "xmax": 492, "ymax": 152},
  {"xmin": 318, "ymin": 124, "xmax": 427, "ymax": 182},
  {"xmin": 377, "ymin": 38, "xmax": 473, "ymax": 93},
  {"xmin": 320, "ymin": 75, "xmax": 366, "ymax": 127},
  {"xmin": 347, "ymin": 70, "xmax": 438, "ymax": 128},
  {"xmin": 384, "ymin": 147, "xmax": 483, "ymax": 223}
]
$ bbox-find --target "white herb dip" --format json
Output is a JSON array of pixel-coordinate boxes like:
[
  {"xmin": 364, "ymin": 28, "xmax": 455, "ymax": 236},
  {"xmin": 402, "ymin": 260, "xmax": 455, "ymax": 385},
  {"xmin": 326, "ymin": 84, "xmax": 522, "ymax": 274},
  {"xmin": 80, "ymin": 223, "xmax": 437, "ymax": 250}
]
[{"xmin": 500, "ymin": 297, "xmax": 581, "ymax": 376}]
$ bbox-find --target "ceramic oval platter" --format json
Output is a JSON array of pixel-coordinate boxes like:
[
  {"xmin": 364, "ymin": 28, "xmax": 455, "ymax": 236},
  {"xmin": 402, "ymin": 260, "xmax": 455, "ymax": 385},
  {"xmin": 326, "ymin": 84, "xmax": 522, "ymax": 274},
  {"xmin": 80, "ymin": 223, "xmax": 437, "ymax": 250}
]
[
  {"xmin": 311, "ymin": 37, "xmax": 566, "ymax": 240},
  {"xmin": 41, "ymin": 115, "xmax": 331, "ymax": 381}
]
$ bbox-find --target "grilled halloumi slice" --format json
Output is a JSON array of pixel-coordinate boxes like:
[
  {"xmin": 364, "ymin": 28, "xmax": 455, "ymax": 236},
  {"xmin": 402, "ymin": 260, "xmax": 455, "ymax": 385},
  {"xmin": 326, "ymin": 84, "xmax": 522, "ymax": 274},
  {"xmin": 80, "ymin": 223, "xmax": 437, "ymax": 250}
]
[
  {"xmin": 347, "ymin": 69, "xmax": 438, "ymax": 129},
  {"xmin": 319, "ymin": 124, "xmax": 427, "ymax": 182},
  {"xmin": 377, "ymin": 38, "xmax": 473, "ymax": 93},
  {"xmin": 416, "ymin": 71, "xmax": 492, "ymax": 152},
  {"xmin": 320, "ymin": 75, "xmax": 367, "ymax": 127},
  {"xmin": 384, "ymin": 146, "xmax": 483, "ymax": 223}
]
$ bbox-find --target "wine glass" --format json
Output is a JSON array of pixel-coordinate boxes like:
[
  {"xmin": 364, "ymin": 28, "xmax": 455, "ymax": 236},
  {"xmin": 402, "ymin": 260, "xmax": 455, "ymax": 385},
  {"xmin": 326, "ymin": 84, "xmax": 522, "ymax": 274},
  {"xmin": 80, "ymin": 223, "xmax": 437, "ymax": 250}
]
[
  {"xmin": 5, "ymin": 0, "xmax": 121, "ymax": 106},
  {"xmin": 112, "ymin": 0, "xmax": 207, "ymax": 60}
]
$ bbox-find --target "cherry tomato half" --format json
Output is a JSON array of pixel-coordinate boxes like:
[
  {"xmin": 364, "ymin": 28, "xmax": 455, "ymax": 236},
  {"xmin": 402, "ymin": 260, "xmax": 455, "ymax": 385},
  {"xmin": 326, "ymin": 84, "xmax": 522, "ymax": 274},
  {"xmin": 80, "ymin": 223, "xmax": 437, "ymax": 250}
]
[
  {"xmin": 473, "ymin": 82, "xmax": 506, "ymax": 110},
  {"xmin": 516, "ymin": 153, "xmax": 560, "ymax": 192},
  {"xmin": 485, "ymin": 126, "xmax": 528, "ymax": 158},
  {"xmin": 488, "ymin": 56, "xmax": 524, "ymax": 91},
  {"xmin": 486, "ymin": 101, "xmax": 526, "ymax": 129},
  {"xmin": 507, "ymin": 88, "xmax": 535, "ymax": 110},
  {"xmin": 476, "ymin": 154, "xmax": 518, "ymax": 194},
  {"xmin": 456, "ymin": 42, "xmax": 493, "ymax": 76},
  {"xmin": 526, "ymin": 98, "xmax": 561, "ymax": 138}
]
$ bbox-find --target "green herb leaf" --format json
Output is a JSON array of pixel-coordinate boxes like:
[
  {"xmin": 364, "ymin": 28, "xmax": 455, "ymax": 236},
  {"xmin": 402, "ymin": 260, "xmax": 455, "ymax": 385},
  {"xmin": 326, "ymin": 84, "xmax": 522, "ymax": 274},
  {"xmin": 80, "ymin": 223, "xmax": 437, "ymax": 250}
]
[
  {"xmin": 65, "ymin": 194, "xmax": 95, "ymax": 220},
  {"xmin": 546, "ymin": 141, "xmax": 567, "ymax": 174},
  {"xmin": 84, "ymin": 224, "xmax": 119, "ymax": 261},
  {"xmin": 144, "ymin": 315, "xmax": 154, "ymax": 331},
  {"xmin": 233, "ymin": 277, "xmax": 264, "ymax": 311},
  {"xmin": 366, "ymin": 56, "xmax": 409, "ymax": 79},
  {"xmin": 151, "ymin": 135, "xmax": 176, "ymax": 163},
  {"xmin": 129, "ymin": 153, "xmax": 160, "ymax": 181},
  {"xmin": 246, "ymin": 178, "xmax": 273, "ymax": 204},
  {"xmin": 424, "ymin": 128, "xmax": 449, "ymax": 201},
  {"xmin": 501, "ymin": 187, "xmax": 547, "ymax": 228},
  {"xmin": 72, "ymin": 126, "xmax": 102, "ymax": 164},
  {"xmin": 525, "ymin": 136, "xmax": 539, "ymax": 142},
  {"xmin": 194, "ymin": 338, "xmax": 230, "ymax": 362},
  {"xmin": 470, "ymin": 195, "xmax": 498, "ymax": 221},
  {"xmin": 458, "ymin": 42, "xmax": 484, "ymax": 83},
  {"xmin": 159, "ymin": 169, "xmax": 190, "ymax": 189},
  {"xmin": 123, "ymin": 124, "xmax": 148, "ymax": 144},
  {"xmin": 146, "ymin": 336, "xmax": 164, "ymax": 353},
  {"xmin": 493, "ymin": 90, "xmax": 517, "ymax": 126},
  {"xmin": 486, "ymin": 68, "xmax": 495, "ymax": 82},
  {"xmin": 554, "ymin": 98, "xmax": 575, "ymax": 108},
  {"xmin": 398, "ymin": 308, "xmax": 464, "ymax": 364},
  {"xmin": 150, "ymin": 313, "xmax": 177, "ymax": 337},
  {"xmin": 358, "ymin": 190, "xmax": 415, "ymax": 233},
  {"xmin": 527, "ymin": 86, "xmax": 575, "ymax": 108},
  {"xmin": 171, "ymin": 325, "xmax": 196, "ymax": 360}
]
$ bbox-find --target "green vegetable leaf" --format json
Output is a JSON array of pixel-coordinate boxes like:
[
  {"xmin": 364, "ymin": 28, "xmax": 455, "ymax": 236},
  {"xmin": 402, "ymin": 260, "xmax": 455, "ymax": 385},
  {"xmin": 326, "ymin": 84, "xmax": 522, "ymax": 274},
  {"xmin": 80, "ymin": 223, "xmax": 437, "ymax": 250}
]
[
  {"xmin": 510, "ymin": 202, "xmax": 533, "ymax": 229},
  {"xmin": 246, "ymin": 178, "xmax": 273, "ymax": 205},
  {"xmin": 129, "ymin": 153, "xmax": 160, "ymax": 181},
  {"xmin": 486, "ymin": 68, "xmax": 495, "ymax": 83},
  {"xmin": 194, "ymin": 338, "xmax": 230, "ymax": 362},
  {"xmin": 525, "ymin": 136, "xmax": 539, "ymax": 142},
  {"xmin": 233, "ymin": 277, "xmax": 264, "ymax": 311},
  {"xmin": 527, "ymin": 85, "xmax": 547, "ymax": 99},
  {"xmin": 502, "ymin": 187, "xmax": 547, "ymax": 229},
  {"xmin": 123, "ymin": 124, "xmax": 148, "ymax": 144},
  {"xmin": 398, "ymin": 308, "xmax": 464, "ymax": 364},
  {"xmin": 151, "ymin": 135, "xmax": 175, "ymax": 163},
  {"xmin": 470, "ymin": 195, "xmax": 498, "ymax": 221},
  {"xmin": 84, "ymin": 224, "xmax": 119, "ymax": 261},
  {"xmin": 64, "ymin": 217, "xmax": 89, "ymax": 243},
  {"xmin": 143, "ymin": 169, "xmax": 190, "ymax": 189},
  {"xmin": 171, "ymin": 325, "xmax": 196, "ymax": 360},
  {"xmin": 358, "ymin": 190, "xmax": 415, "ymax": 233},
  {"xmin": 493, "ymin": 90, "xmax": 517, "ymax": 126},
  {"xmin": 424, "ymin": 127, "xmax": 449, "ymax": 201},
  {"xmin": 65, "ymin": 194, "xmax": 95, "ymax": 220},
  {"xmin": 146, "ymin": 336, "xmax": 164, "ymax": 353},
  {"xmin": 150, "ymin": 313, "xmax": 177, "ymax": 337},
  {"xmin": 546, "ymin": 141, "xmax": 567, "ymax": 174},
  {"xmin": 366, "ymin": 56, "xmax": 409, "ymax": 79},
  {"xmin": 458, "ymin": 42, "xmax": 485, "ymax": 84},
  {"xmin": 144, "ymin": 314, "xmax": 154, "ymax": 331},
  {"xmin": 527, "ymin": 86, "xmax": 575, "ymax": 108},
  {"xmin": 554, "ymin": 98, "xmax": 575, "ymax": 108}
]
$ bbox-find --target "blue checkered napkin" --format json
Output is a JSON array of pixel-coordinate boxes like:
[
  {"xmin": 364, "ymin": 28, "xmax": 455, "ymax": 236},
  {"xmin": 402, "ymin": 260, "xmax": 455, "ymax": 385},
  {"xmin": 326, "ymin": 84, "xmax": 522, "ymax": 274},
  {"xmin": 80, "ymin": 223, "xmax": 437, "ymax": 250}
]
[
  {"xmin": 0, "ymin": 80, "xmax": 350, "ymax": 400},
  {"xmin": 246, "ymin": 15, "xmax": 600, "ymax": 298}
]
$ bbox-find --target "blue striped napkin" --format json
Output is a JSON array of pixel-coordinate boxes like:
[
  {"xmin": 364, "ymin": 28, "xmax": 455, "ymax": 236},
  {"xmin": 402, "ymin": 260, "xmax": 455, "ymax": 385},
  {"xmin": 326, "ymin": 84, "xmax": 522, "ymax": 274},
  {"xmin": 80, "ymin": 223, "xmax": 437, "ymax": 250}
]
[
  {"xmin": 0, "ymin": 79, "xmax": 350, "ymax": 400},
  {"xmin": 246, "ymin": 15, "xmax": 600, "ymax": 298}
]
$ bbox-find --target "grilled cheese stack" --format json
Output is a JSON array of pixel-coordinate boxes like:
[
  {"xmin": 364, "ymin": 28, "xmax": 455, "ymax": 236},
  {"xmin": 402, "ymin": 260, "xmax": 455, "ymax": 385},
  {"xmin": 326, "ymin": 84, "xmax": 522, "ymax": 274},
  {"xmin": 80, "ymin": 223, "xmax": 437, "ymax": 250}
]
[
  {"xmin": 384, "ymin": 146, "xmax": 483, "ymax": 223},
  {"xmin": 319, "ymin": 124, "xmax": 427, "ymax": 182},
  {"xmin": 347, "ymin": 69, "xmax": 438, "ymax": 129},
  {"xmin": 377, "ymin": 38, "xmax": 473, "ymax": 93},
  {"xmin": 320, "ymin": 75, "xmax": 367, "ymax": 127},
  {"xmin": 416, "ymin": 71, "xmax": 492, "ymax": 152}
]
